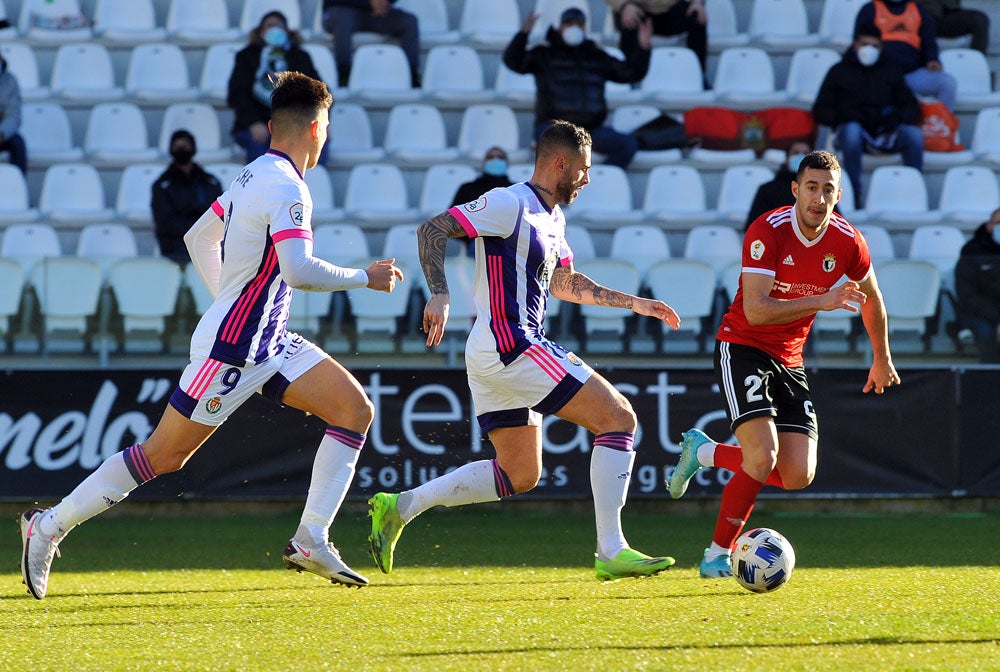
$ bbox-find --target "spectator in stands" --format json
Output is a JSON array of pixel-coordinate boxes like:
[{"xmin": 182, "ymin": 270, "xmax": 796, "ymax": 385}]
[
  {"xmin": 855, "ymin": 0, "xmax": 957, "ymax": 110},
  {"xmin": 744, "ymin": 141, "xmax": 813, "ymax": 229},
  {"xmin": 228, "ymin": 10, "xmax": 324, "ymax": 164},
  {"xmin": 955, "ymin": 208, "xmax": 1000, "ymax": 363},
  {"xmin": 321, "ymin": 0, "xmax": 421, "ymax": 88},
  {"xmin": 0, "ymin": 51, "xmax": 27, "ymax": 175},
  {"xmin": 604, "ymin": 0, "xmax": 709, "ymax": 78},
  {"xmin": 812, "ymin": 23, "xmax": 924, "ymax": 209},
  {"xmin": 921, "ymin": 0, "xmax": 990, "ymax": 56},
  {"xmin": 451, "ymin": 147, "xmax": 514, "ymax": 207},
  {"xmin": 503, "ymin": 8, "xmax": 652, "ymax": 169},
  {"xmin": 151, "ymin": 130, "xmax": 223, "ymax": 265}
]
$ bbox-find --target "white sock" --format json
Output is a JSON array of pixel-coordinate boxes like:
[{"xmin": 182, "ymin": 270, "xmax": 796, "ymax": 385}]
[
  {"xmin": 299, "ymin": 427, "xmax": 364, "ymax": 544},
  {"xmin": 697, "ymin": 441, "xmax": 717, "ymax": 467},
  {"xmin": 707, "ymin": 541, "xmax": 731, "ymax": 560},
  {"xmin": 40, "ymin": 445, "xmax": 153, "ymax": 539},
  {"xmin": 397, "ymin": 459, "xmax": 508, "ymax": 523},
  {"xmin": 590, "ymin": 437, "xmax": 636, "ymax": 561}
]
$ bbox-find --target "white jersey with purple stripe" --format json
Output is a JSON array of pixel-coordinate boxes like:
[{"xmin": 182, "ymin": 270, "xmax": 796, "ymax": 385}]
[
  {"xmin": 448, "ymin": 183, "xmax": 573, "ymax": 376},
  {"xmin": 190, "ymin": 150, "xmax": 313, "ymax": 367}
]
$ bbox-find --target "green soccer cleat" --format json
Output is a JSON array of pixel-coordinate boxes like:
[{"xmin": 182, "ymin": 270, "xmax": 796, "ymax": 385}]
[
  {"xmin": 368, "ymin": 492, "xmax": 405, "ymax": 574},
  {"xmin": 595, "ymin": 547, "xmax": 675, "ymax": 581},
  {"xmin": 699, "ymin": 549, "xmax": 733, "ymax": 579},
  {"xmin": 666, "ymin": 429, "xmax": 711, "ymax": 499}
]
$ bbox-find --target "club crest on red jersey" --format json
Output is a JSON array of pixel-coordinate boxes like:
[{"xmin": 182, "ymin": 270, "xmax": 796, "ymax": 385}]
[{"xmin": 822, "ymin": 253, "xmax": 836, "ymax": 273}]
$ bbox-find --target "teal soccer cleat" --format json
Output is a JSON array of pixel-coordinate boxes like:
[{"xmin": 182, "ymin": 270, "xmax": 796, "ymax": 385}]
[
  {"xmin": 699, "ymin": 549, "xmax": 733, "ymax": 579},
  {"xmin": 666, "ymin": 429, "xmax": 711, "ymax": 499}
]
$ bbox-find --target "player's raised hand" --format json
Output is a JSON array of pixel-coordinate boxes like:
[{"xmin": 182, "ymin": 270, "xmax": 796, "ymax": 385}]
[
  {"xmin": 365, "ymin": 258, "xmax": 404, "ymax": 293},
  {"xmin": 822, "ymin": 280, "xmax": 867, "ymax": 313},
  {"xmin": 521, "ymin": 11, "xmax": 539, "ymax": 34},
  {"xmin": 633, "ymin": 297, "xmax": 681, "ymax": 330},
  {"xmin": 423, "ymin": 293, "xmax": 451, "ymax": 347}
]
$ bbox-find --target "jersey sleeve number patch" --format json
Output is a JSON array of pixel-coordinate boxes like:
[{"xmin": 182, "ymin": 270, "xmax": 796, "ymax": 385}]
[
  {"xmin": 750, "ymin": 240, "xmax": 765, "ymax": 261},
  {"xmin": 463, "ymin": 196, "xmax": 487, "ymax": 213},
  {"xmin": 289, "ymin": 202, "xmax": 305, "ymax": 227}
]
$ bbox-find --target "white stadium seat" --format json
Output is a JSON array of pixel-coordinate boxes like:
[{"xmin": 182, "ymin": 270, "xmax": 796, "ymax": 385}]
[
  {"xmin": 19, "ymin": 0, "xmax": 92, "ymax": 43},
  {"xmin": 239, "ymin": 0, "xmax": 302, "ymax": 33},
  {"xmin": 396, "ymin": 0, "xmax": 459, "ymax": 46},
  {"xmin": 29, "ymin": 257, "xmax": 103, "ymax": 353},
  {"xmin": 0, "ymin": 43, "xmax": 48, "ymax": 100},
  {"xmin": 107, "ymin": 258, "xmax": 183, "ymax": 351},
  {"xmin": 683, "ymin": 225, "xmax": 743, "ymax": 281},
  {"xmin": 939, "ymin": 49, "xmax": 1000, "ymax": 112},
  {"xmin": 609, "ymin": 224, "xmax": 672, "ymax": 280},
  {"xmin": 343, "ymin": 164, "xmax": 419, "ymax": 224},
  {"xmin": 1, "ymin": 223, "xmax": 61, "ymax": 276},
  {"xmin": 419, "ymin": 163, "xmax": 478, "ymax": 217},
  {"xmin": 116, "ymin": 163, "xmax": 165, "ymax": 222},
  {"xmin": 864, "ymin": 166, "xmax": 941, "ymax": 226},
  {"xmin": 818, "ymin": 0, "xmax": 867, "ymax": 48},
  {"xmin": 645, "ymin": 259, "xmax": 718, "ymax": 351},
  {"xmin": 643, "ymin": 165, "xmax": 715, "ymax": 226},
  {"xmin": 748, "ymin": 0, "xmax": 820, "ymax": 50},
  {"xmin": 971, "ymin": 107, "xmax": 1000, "ymax": 164},
  {"xmin": 935, "ymin": 165, "xmax": 1000, "ymax": 228},
  {"xmin": 159, "ymin": 102, "xmax": 232, "ymax": 164},
  {"xmin": 460, "ymin": 0, "xmax": 521, "ymax": 48},
  {"xmin": 420, "ymin": 45, "xmax": 492, "ymax": 105},
  {"xmin": 785, "ymin": 48, "xmax": 840, "ymax": 105},
  {"xmin": 166, "ymin": 0, "xmax": 240, "ymax": 44},
  {"xmin": 92, "ymin": 0, "xmax": 165, "ymax": 45},
  {"xmin": 84, "ymin": 102, "xmax": 159, "ymax": 167},
  {"xmin": 125, "ymin": 43, "xmax": 199, "ymax": 103},
  {"xmin": 0, "ymin": 165, "xmax": 40, "ymax": 222},
  {"xmin": 565, "ymin": 165, "xmax": 642, "ymax": 224},
  {"xmin": 19, "ymin": 102, "xmax": 84, "ymax": 166},
  {"xmin": 642, "ymin": 47, "xmax": 714, "ymax": 109},
  {"xmin": 713, "ymin": 47, "xmax": 787, "ymax": 108},
  {"xmin": 712, "ymin": 165, "xmax": 775, "ymax": 223},
  {"xmin": 50, "ymin": 42, "xmax": 123, "ymax": 103},
  {"xmin": 383, "ymin": 104, "xmax": 460, "ymax": 166},
  {"xmin": 76, "ymin": 223, "xmax": 139, "ymax": 279},
  {"xmin": 39, "ymin": 163, "xmax": 115, "ymax": 223},
  {"xmin": 706, "ymin": 0, "xmax": 751, "ymax": 48},
  {"xmin": 457, "ymin": 104, "xmax": 528, "ymax": 162},
  {"xmin": 347, "ymin": 45, "xmax": 421, "ymax": 105},
  {"xmin": 326, "ymin": 104, "xmax": 386, "ymax": 166}
]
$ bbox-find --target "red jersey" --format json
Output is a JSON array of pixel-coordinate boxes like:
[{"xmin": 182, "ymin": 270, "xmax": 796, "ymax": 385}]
[{"xmin": 718, "ymin": 205, "xmax": 872, "ymax": 367}]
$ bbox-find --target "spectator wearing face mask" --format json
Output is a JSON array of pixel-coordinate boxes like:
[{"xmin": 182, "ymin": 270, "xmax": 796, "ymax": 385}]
[
  {"xmin": 955, "ymin": 208, "xmax": 1000, "ymax": 363},
  {"xmin": 228, "ymin": 10, "xmax": 325, "ymax": 164},
  {"xmin": 151, "ymin": 130, "xmax": 223, "ymax": 264},
  {"xmin": 503, "ymin": 7, "xmax": 653, "ymax": 169},
  {"xmin": 451, "ymin": 147, "xmax": 514, "ymax": 207},
  {"xmin": 743, "ymin": 141, "xmax": 818, "ymax": 230},
  {"xmin": 855, "ymin": 0, "xmax": 957, "ymax": 110},
  {"xmin": 0, "ymin": 51, "xmax": 27, "ymax": 175},
  {"xmin": 812, "ymin": 23, "xmax": 923, "ymax": 209}
]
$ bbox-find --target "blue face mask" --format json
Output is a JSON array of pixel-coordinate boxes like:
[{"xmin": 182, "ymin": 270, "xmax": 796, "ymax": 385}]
[
  {"xmin": 263, "ymin": 26, "xmax": 288, "ymax": 47},
  {"xmin": 991, "ymin": 226, "xmax": 1000, "ymax": 246},
  {"xmin": 483, "ymin": 157, "xmax": 508, "ymax": 177},
  {"xmin": 787, "ymin": 154, "xmax": 805, "ymax": 173}
]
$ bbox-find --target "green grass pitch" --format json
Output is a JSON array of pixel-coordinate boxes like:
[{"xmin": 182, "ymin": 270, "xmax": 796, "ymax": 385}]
[{"xmin": 2, "ymin": 506, "xmax": 998, "ymax": 672}]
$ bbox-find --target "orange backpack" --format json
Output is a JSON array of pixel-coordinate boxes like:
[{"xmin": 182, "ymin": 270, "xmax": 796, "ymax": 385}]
[{"xmin": 920, "ymin": 101, "xmax": 964, "ymax": 152}]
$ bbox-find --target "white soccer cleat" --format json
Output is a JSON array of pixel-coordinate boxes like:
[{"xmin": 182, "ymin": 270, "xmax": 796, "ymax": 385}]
[
  {"xmin": 283, "ymin": 536, "xmax": 369, "ymax": 588},
  {"xmin": 20, "ymin": 508, "xmax": 61, "ymax": 600}
]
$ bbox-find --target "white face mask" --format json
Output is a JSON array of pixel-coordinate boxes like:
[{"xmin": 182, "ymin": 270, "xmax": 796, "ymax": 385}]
[
  {"xmin": 856, "ymin": 44, "xmax": 880, "ymax": 67},
  {"xmin": 562, "ymin": 25, "xmax": 585, "ymax": 47}
]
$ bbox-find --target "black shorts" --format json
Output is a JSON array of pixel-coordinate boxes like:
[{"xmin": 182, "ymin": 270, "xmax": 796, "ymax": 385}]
[{"xmin": 714, "ymin": 340, "xmax": 818, "ymax": 439}]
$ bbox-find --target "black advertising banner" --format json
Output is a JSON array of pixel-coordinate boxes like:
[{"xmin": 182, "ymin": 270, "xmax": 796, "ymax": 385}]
[
  {"xmin": 957, "ymin": 369, "xmax": 1000, "ymax": 496},
  {"xmin": 0, "ymin": 367, "xmax": 986, "ymax": 500}
]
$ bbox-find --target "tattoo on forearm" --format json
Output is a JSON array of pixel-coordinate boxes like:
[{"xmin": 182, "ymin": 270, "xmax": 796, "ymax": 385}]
[
  {"xmin": 551, "ymin": 268, "xmax": 633, "ymax": 309},
  {"xmin": 418, "ymin": 211, "xmax": 464, "ymax": 295}
]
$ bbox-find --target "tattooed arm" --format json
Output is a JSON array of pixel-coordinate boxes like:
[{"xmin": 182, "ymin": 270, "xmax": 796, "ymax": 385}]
[
  {"xmin": 417, "ymin": 211, "xmax": 467, "ymax": 347},
  {"xmin": 550, "ymin": 264, "xmax": 681, "ymax": 330}
]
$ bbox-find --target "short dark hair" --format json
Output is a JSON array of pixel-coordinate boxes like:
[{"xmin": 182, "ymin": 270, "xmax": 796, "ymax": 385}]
[
  {"xmin": 536, "ymin": 120, "xmax": 591, "ymax": 164},
  {"xmin": 796, "ymin": 150, "xmax": 842, "ymax": 181},
  {"xmin": 269, "ymin": 71, "xmax": 332, "ymax": 131},
  {"xmin": 854, "ymin": 22, "xmax": 882, "ymax": 41}
]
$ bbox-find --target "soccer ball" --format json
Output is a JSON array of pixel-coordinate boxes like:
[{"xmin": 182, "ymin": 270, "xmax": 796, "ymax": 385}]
[{"xmin": 730, "ymin": 527, "xmax": 795, "ymax": 593}]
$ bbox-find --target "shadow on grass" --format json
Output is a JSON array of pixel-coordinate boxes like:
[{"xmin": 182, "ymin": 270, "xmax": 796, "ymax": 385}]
[{"xmin": 2, "ymin": 509, "xmax": 998, "ymax": 574}]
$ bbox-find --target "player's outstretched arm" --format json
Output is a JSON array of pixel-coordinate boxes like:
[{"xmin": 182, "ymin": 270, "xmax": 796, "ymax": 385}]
[
  {"xmin": 417, "ymin": 211, "xmax": 466, "ymax": 347},
  {"xmin": 550, "ymin": 265, "xmax": 680, "ymax": 330}
]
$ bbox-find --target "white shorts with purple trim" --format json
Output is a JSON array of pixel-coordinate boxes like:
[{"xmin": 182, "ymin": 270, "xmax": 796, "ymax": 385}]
[
  {"xmin": 169, "ymin": 332, "xmax": 325, "ymax": 426},
  {"xmin": 468, "ymin": 340, "xmax": 593, "ymax": 434}
]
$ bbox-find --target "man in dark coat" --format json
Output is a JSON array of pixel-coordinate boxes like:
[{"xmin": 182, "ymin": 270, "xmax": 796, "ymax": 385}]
[
  {"xmin": 151, "ymin": 130, "xmax": 223, "ymax": 264},
  {"xmin": 955, "ymin": 208, "xmax": 1000, "ymax": 362},
  {"xmin": 812, "ymin": 22, "xmax": 923, "ymax": 209},
  {"xmin": 228, "ymin": 10, "xmax": 324, "ymax": 163},
  {"xmin": 503, "ymin": 7, "xmax": 652, "ymax": 169}
]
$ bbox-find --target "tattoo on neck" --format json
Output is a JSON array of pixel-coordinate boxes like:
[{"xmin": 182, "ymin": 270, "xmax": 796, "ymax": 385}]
[{"xmin": 530, "ymin": 182, "xmax": 554, "ymax": 197}]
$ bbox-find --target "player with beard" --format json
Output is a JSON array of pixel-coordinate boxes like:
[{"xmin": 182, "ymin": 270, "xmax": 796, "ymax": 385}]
[{"xmin": 368, "ymin": 120, "xmax": 682, "ymax": 581}]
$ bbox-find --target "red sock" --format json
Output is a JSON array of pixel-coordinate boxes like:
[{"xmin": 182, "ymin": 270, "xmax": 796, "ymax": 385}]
[
  {"xmin": 712, "ymin": 468, "xmax": 764, "ymax": 551},
  {"xmin": 713, "ymin": 443, "xmax": 784, "ymax": 487}
]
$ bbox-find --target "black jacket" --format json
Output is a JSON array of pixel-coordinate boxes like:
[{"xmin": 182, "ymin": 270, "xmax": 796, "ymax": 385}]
[
  {"xmin": 151, "ymin": 163, "xmax": 223, "ymax": 263},
  {"xmin": 227, "ymin": 43, "xmax": 321, "ymax": 134},
  {"xmin": 451, "ymin": 174, "xmax": 514, "ymax": 207},
  {"xmin": 812, "ymin": 48, "xmax": 921, "ymax": 137},
  {"xmin": 503, "ymin": 27, "xmax": 650, "ymax": 130},
  {"xmin": 955, "ymin": 223, "xmax": 1000, "ymax": 324}
]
